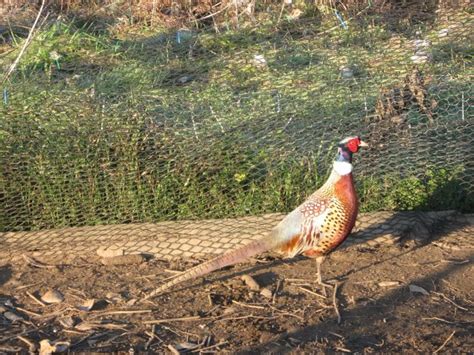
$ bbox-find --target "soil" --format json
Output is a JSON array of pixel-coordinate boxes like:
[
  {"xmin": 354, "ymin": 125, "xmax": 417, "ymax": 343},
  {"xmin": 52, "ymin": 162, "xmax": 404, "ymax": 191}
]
[{"xmin": 0, "ymin": 219, "xmax": 473, "ymax": 353}]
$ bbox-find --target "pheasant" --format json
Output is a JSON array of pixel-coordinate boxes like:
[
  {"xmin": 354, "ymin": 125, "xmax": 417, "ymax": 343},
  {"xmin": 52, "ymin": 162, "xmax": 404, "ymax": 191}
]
[{"xmin": 144, "ymin": 136, "xmax": 368, "ymax": 300}]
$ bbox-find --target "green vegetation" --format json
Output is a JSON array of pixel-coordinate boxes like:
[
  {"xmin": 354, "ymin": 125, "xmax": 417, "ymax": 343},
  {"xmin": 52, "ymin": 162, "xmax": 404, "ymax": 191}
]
[{"xmin": 1, "ymin": 6, "xmax": 472, "ymax": 231}]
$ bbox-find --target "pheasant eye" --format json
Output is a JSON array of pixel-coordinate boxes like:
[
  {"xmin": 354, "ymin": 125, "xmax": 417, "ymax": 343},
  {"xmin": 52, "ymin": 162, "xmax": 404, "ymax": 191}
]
[{"xmin": 347, "ymin": 138, "xmax": 359, "ymax": 153}]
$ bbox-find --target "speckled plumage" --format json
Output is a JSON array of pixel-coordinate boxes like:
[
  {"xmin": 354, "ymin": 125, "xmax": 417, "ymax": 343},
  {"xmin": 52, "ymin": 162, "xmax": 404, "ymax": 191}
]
[{"xmin": 278, "ymin": 163, "xmax": 358, "ymax": 258}]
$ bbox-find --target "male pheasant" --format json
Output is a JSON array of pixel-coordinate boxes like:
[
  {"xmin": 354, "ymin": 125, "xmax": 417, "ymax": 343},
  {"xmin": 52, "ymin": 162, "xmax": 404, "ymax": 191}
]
[{"xmin": 144, "ymin": 136, "xmax": 368, "ymax": 299}]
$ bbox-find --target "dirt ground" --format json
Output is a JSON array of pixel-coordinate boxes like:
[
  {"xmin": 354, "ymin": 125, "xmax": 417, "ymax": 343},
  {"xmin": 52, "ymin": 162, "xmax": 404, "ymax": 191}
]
[{"xmin": 1, "ymin": 219, "xmax": 473, "ymax": 353}]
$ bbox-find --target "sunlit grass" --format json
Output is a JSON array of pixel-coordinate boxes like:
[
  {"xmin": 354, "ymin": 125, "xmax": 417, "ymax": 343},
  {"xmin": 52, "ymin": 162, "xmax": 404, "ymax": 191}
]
[{"xmin": 0, "ymin": 10, "xmax": 472, "ymax": 231}]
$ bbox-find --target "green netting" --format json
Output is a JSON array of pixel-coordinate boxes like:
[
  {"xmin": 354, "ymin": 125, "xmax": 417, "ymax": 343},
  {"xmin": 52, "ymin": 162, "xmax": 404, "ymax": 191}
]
[{"xmin": 0, "ymin": 4, "xmax": 472, "ymax": 232}]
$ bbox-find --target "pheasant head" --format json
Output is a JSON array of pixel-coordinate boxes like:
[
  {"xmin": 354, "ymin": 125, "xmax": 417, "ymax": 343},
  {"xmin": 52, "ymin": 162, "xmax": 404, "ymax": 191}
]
[
  {"xmin": 336, "ymin": 136, "xmax": 368, "ymax": 162},
  {"xmin": 333, "ymin": 136, "xmax": 368, "ymax": 175}
]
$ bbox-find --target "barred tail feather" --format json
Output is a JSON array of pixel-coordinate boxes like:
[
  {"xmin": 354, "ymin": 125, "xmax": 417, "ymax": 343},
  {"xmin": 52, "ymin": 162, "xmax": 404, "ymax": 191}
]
[{"xmin": 143, "ymin": 236, "xmax": 277, "ymax": 300}]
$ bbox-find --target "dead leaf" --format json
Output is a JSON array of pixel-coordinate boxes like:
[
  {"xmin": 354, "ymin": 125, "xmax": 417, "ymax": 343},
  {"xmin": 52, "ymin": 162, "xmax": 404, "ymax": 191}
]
[
  {"xmin": 241, "ymin": 275, "xmax": 260, "ymax": 291},
  {"xmin": 41, "ymin": 289, "xmax": 64, "ymax": 304},
  {"xmin": 39, "ymin": 339, "xmax": 70, "ymax": 355},
  {"xmin": 77, "ymin": 299, "xmax": 96, "ymax": 311},
  {"xmin": 58, "ymin": 316, "xmax": 75, "ymax": 328},
  {"xmin": 409, "ymin": 284, "xmax": 429, "ymax": 295}
]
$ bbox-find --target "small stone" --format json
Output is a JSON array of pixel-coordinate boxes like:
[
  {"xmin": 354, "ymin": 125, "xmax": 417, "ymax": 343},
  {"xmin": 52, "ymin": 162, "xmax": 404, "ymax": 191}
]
[
  {"xmin": 409, "ymin": 284, "xmax": 429, "ymax": 295},
  {"xmin": 253, "ymin": 54, "xmax": 267, "ymax": 67},
  {"xmin": 4, "ymin": 311, "xmax": 24, "ymax": 322},
  {"xmin": 438, "ymin": 28, "xmax": 449, "ymax": 37},
  {"xmin": 177, "ymin": 76, "xmax": 192, "ymax": 84},
  {"xmin": 100, "ymin": 254, "xmax": 146, "ymax": 266},
  {"xmin": 340, "ymin": 66, "xmax": 354, "ymax": 79},
  {"xmin": 223, "ymin": 306, "xmax": 237, "ymax": 315},
  {"xmin": 41, "ymin": 289, "xmax": 64, "ymax": 304}
]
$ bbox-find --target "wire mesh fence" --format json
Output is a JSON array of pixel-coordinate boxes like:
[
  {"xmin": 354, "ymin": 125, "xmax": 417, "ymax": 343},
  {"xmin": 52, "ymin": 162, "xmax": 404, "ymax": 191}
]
[{"xmin": 0, "ymin": 4, "xmax": 472, "ymax": 240}]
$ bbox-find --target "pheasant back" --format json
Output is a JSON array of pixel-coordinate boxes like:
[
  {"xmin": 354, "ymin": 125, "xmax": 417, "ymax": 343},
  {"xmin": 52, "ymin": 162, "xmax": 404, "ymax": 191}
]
[{"xmin": 279, "ymin": 170, "xmax": 358, "ymax": 258}]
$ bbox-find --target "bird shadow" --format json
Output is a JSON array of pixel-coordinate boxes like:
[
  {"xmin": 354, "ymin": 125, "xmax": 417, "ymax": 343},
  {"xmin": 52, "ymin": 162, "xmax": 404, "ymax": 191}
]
[
  {"xmin": 0, "ymin": 264, "xmax": 12, "ymax": 287},
  {"xmin": 237, "ymin": 252, "xmax": 473, "ymax": 353}
]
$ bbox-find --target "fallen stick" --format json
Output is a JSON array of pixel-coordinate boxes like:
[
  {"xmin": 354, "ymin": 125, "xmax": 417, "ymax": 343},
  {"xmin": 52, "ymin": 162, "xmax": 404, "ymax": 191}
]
[
  {"xmin": 93, "ymin": 309, "xmax": 152, "ymax": 316},
  {"xmin": 332, "ymin": 282, "xmax": 342, "ymax": 324},
  {"xmin": 232, "ymin": 300, "xmax": 265, "ymax": 310},
  {"xmin": 143, "ymin": 316, "xmax": 202, "ymax": 325},
  {"xmin": 299, "ymin": 286, "xmax": 326, "ymax": 299},
  {"xmin": 25, "ymin": 291, "xmax": 47, "ymax": 307},
  {"xmin": 22, "ymin": 255, "xmax": 56, "ymax": 269},
  {"xmin": 433, "ymin": 331, "xmax": 455, "ymax": 354}
]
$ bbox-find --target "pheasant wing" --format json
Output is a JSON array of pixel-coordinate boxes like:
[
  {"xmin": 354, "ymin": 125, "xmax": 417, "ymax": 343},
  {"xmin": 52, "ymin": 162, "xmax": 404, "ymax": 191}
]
[{"xmin": 275, "ymin": 196, "xmax": 332, "ymax": 258}]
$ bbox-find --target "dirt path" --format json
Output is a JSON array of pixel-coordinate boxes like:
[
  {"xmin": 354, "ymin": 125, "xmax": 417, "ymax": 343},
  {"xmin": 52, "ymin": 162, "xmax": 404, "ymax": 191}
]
[{"xmin": 0, "ymin": 216, "xmax": 473, "ymax": 353}]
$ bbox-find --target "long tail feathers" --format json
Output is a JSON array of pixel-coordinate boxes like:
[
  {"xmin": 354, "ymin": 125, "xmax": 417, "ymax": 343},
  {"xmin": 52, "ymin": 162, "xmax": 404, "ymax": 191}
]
[{"xmin": 143, "ymin": 236, "xmax": 277, "ymax": 300}]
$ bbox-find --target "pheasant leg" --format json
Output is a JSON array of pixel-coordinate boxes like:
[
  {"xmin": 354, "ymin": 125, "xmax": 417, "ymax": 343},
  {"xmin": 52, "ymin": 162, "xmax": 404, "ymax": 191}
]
[{"xmin": 316, "ymin": 256, "xmax": 332, "ymax": 297}]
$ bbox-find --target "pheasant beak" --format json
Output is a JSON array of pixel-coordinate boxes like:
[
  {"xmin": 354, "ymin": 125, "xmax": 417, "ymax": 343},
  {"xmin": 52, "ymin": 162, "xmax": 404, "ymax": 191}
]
[{"xmin": 359, "ymin": 140, "xmax": 369, "ymax": 148}]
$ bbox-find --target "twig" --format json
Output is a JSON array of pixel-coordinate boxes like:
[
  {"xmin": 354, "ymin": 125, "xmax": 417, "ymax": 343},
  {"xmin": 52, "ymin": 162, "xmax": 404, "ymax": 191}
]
[
  {"xmin": 143, "ymin": 315, "xmax": 202, "ymax": 325},
  {"xmin": 273, "ymin": 279, "xmax": 282, "ymax": 304},
  {"xmin": 15, "ymin": 282, "xmax": 42, "ymax": 290},
  {"xmin": 14, "ymin": 306, "xmax": 42, "ymax": 318},
  {"xmin": 2, "ymin": 0, "xmax": 46, "ymax": 84},
  {"xmin": 299, "ymin": 286, "xmax": 326, "ymax": 299},
  {"xmin": 216, "ymin": 315, "xmax": 277, "ymax": 322},
  {"xmin": 276, "ymin": 0, "xmax": 286, "ymax": 25},
  {"xmin": 22, "ymin": 254, "xmax": 56, "ymax": 269},
  {"xmin": 422, "ymin": 317, "xmax": 455, "ymax": 324},
  {"xmin": 92, "ymin": 309, "xmax": 152, "ymax": 316},
  {"xmin": 232, "ymin": 300, "xmax": 265, "ymax": 310},
  {"xmin": 328, "ymin": 331, "xmax": 345, "ymax": 339},
  {"xmin": 432, "ymin": 292, "xmax": 468, "ymax": 311},
  {"xmin": 332, "ymin": 282, "xmax": 341, "ymax": 324},
  {"xmin": 335, "ymin": 346, "xmax": 351, "ymax": 353},
  {"xmin": 16, "ymin": 336, "xmax": 36, "ymax": 351},
  {"xmin": 71, "ymin": 333, "xmax": 94, "ymax": 348},
  {"xmin": 191, "ymin": 341, "xmax": 228, "ymax": 353},
  {"xmin": 145, "ymin": 324, "xmax": 156, "ymax": 350},
  {"xmin": 0, "ymin": 329, "xmax": 36, "ymax": 343},
  {"xmin": 195, "ymin": 2, "xmax": 232, "ymax": 22},
  {"xmin": 267, "ymin": 305, "xmax": 304, "ymax": 321},
  {"xmin": 433, "ymin": 331, "xmax": 455, "ymax": 354},
  {"xmin": 25, "ymin": 291, "xmax": 47, "ymax": 307}
]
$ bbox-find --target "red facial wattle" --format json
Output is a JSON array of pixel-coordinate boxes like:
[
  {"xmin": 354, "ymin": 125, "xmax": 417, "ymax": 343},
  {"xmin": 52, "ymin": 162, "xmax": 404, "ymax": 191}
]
[{"xmin": 347, "ymin": 138, "xmax": 360, "ymax": 153}]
